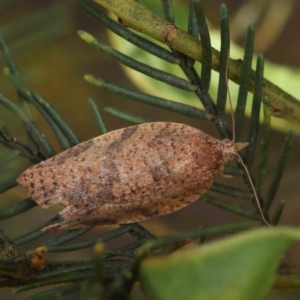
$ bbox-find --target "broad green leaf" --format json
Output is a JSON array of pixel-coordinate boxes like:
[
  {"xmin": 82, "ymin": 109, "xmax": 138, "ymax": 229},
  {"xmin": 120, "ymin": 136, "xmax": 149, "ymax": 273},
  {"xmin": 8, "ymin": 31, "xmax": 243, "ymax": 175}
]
[{"xmin": 140, "ymin": 227, "xmax": 300, "ymax": 300}]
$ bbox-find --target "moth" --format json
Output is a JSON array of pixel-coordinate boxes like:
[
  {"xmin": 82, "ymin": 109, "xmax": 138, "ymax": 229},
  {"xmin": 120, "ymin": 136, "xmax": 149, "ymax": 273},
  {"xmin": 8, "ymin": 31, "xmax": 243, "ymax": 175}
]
[{"xmin": 17, "ymin": 122, "xmax": 266, "ymax": 231}]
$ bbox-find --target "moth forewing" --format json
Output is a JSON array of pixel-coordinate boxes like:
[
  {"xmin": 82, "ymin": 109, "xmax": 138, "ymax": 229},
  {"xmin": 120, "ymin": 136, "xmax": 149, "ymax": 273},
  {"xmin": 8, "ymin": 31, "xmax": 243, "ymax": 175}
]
[{"xmin": 18, "ymin": 122, "xmax": 247, "ymax": 231}]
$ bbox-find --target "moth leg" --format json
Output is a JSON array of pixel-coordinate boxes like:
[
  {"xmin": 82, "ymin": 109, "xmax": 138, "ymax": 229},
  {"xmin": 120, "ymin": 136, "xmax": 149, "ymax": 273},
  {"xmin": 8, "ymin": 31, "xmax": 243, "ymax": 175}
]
[
  {"xmin": 42, "ymin": 212, "xmax": 117, "ymax": 231},
  {"xmin": 220, "ymin": 165, "xmax": 233, "ymax": 178},
  {"xmin": 42, "ymin": 202, "xmax": 119, "ymax": 231},
  {"xmin": 42, "ymin": 218, "xmax": 94, "ymax": 231},
  {"xmin": 220, "ymin": 172, "xmax": 233, "ymax": 178}
]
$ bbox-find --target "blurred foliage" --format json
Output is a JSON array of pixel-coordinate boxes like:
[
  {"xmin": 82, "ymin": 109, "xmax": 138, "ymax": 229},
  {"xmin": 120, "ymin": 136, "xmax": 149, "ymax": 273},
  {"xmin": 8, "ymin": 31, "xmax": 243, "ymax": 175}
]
[
  {"xmin": 107, "ymin": 0, "xmax": 300, "ymax": 133},
  {"xmin": 0, "ymin": 0, "xmax": 299, "ymax": 299}
]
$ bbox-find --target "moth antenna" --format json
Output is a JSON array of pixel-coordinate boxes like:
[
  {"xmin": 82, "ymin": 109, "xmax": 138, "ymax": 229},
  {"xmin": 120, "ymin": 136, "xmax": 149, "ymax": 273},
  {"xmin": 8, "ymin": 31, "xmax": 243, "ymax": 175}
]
[
  {"xmin": 225, "ymin": 51, "xmax": 236, "ymax": 142},
  {"xmin": 236, "ymin": 153, "xmax": 272, "ymax": 227},
  {"xmin": 226, "ymin": 53, "xmax": 270, "ymax": 227}
]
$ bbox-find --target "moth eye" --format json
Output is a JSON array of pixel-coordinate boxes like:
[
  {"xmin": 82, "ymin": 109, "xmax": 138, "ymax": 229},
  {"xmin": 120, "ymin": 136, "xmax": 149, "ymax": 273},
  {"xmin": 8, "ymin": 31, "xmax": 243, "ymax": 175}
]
[{"xmin": 221, "ymin": 138, "xmax": 232, "ymax": 145}]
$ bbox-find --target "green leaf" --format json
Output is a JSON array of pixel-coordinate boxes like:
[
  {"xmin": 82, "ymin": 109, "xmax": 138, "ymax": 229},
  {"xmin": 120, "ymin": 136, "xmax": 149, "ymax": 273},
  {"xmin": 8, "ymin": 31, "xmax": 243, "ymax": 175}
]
[{"xmin": 140, "ymin": 227, "xmax": 300, "ymax": 300}]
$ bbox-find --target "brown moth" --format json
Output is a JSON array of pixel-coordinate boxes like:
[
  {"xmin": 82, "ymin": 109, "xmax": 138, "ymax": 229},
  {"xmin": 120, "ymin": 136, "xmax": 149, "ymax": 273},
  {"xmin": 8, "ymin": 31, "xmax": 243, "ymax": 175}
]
[{"xmin": 17, "ymin": 122, "xmax": 250, "ymax": 231}]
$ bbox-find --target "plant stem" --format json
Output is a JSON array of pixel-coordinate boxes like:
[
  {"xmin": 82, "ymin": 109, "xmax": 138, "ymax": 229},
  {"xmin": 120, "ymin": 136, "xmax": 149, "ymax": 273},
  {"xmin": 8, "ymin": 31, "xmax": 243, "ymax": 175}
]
[{"xmin": 93, "ymin": 0, "xmax": 300, "ymax": 124}]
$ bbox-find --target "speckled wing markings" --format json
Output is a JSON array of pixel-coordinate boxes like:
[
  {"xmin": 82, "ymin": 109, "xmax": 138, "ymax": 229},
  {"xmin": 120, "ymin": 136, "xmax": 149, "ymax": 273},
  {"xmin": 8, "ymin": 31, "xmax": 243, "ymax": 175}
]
[{"xmin": 18, "ymin": 122, "xmax": 227, "ymax": 231}]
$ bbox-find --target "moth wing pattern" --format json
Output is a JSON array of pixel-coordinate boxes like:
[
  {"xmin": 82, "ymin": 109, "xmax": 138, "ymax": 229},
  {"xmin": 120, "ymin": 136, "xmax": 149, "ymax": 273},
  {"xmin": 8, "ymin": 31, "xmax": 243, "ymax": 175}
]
[{"xmin": 18, "ymin": 122, "xmax": 227, "ymax": 231}]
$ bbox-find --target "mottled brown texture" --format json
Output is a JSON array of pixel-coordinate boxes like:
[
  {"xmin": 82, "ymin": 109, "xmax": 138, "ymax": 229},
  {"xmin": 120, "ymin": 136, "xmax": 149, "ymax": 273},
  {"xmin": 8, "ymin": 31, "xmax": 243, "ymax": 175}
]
[{"xmin": 18, "ymin": 122, "xmax": 245, "ymax": 231}]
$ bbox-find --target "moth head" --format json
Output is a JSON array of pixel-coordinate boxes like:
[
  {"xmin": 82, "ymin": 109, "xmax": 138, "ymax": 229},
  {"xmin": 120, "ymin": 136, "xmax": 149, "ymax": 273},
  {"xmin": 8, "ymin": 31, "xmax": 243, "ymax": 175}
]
[{"xmin": 221, "ymin": 138, "xmax": 248, "ymax": 161}]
